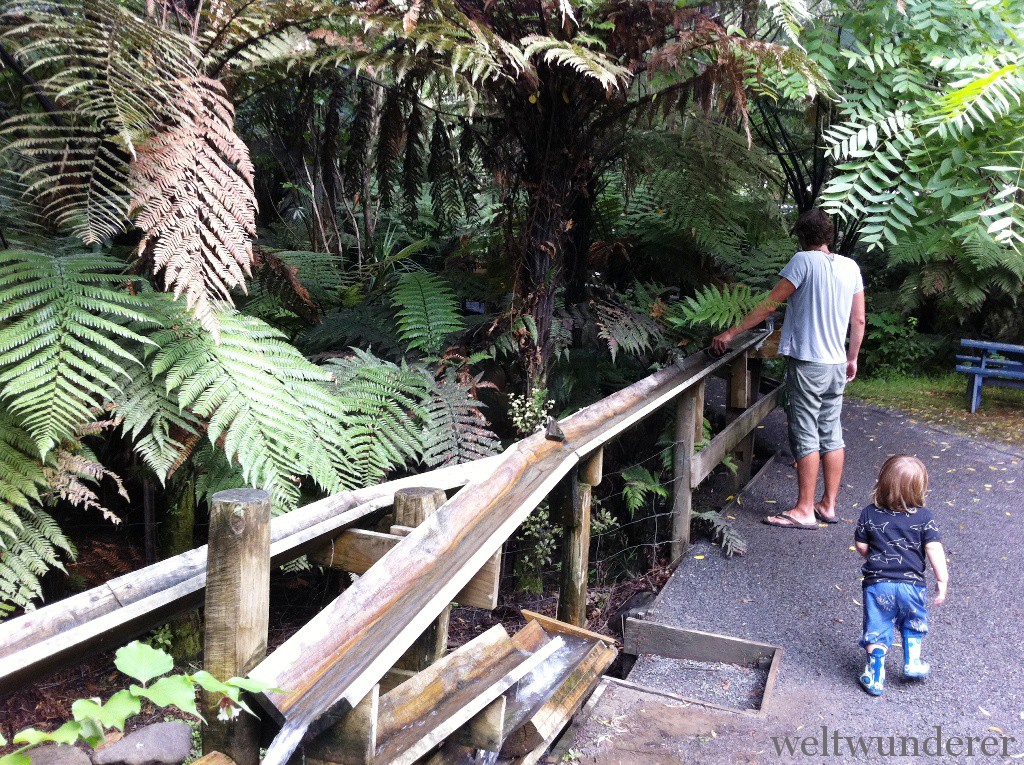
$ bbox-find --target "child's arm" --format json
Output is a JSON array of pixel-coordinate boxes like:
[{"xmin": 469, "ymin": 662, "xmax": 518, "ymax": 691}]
[
  {"xmin": 925, "ymin": 542, "xmax": 949, "ymax": 605},
  {"xmin": 855, "ymin": 541, "xmax": 869, "ymax": 558}
]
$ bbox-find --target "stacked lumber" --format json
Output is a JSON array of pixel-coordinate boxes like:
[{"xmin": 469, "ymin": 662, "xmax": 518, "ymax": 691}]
[{"xmin": 297, "ymin": 613, "xmax": 616, "ymax": 765}]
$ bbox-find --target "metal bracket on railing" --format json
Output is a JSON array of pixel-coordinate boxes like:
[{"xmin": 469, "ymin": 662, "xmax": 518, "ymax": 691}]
[{"xmin": 753, "ymin": 316, "xmax": 776, "ymax": 352}]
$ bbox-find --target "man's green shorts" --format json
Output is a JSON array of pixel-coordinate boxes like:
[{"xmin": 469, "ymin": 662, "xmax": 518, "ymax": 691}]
[{"xmin": 784, "ymin": 357, "xmax": 847, "ymax": 461}]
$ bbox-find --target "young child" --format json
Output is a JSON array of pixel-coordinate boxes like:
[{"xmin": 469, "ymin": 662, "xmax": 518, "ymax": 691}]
[{"xmin": 854, "ymin": 454, "xmax": 949, "ymax": 696}]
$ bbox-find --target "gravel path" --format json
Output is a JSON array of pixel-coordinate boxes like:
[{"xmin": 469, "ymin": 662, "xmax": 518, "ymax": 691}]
[{"xmin": 643, "ymin": 388, "xmax": 1024, "ymax": 764}]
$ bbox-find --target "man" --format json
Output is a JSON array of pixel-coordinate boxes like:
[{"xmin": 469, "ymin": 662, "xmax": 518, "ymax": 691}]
[{"xmin": 712, "ymin": 208, "xmax": 866, "ymax": 528}]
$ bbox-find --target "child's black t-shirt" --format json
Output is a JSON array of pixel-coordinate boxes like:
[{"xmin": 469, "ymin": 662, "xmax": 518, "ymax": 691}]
[{"xmin": 854, "ymin": 503, "xmax": 942, "ymax": 588}]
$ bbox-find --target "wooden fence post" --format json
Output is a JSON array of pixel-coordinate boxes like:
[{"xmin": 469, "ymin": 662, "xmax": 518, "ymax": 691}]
[
  {"xmin": 394, "ymin": 487, "xmax": 451, "ymax": 671},
  {"xmin": 203, "ymin": 489, "xmax": 271, "ymax": 765},
  {"xmin": 671, "ymin": 383, "xmax": 702, "ymax": 561},
  {"xmin": 558, "ymin": 449, "xmax": 602, "ymax": 627},
  {"xmin": 728, "ymin": 354, "xmax": 760, "ymax": 490}
]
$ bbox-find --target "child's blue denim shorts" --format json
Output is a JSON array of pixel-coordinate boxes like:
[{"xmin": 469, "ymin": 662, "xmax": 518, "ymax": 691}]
[{"xmin": 861, "ymin": 581, "xmax": 929, "ymax": 649}]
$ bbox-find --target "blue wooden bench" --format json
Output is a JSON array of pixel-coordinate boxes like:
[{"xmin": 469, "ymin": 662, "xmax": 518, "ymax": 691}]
[{"xmin": 956, "ymin": 339, "xmax": 1024, "ymax": 413}]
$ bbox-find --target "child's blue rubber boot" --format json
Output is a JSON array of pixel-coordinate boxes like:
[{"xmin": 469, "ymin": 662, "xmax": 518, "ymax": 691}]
[
  {"xmin": 903, "ymin": 633, "xmax": 930, "ymax": 679},
  {"xmin": 859, "ymin": 647, "xmax": 886, "ymax": 696}
]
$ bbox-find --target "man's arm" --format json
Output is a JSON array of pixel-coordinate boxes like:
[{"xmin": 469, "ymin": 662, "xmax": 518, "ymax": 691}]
[
  {"xmin": 846, "ymin": 290, "xmax": 866, "ymax": 382},
  {"xmin": 711, "ymin": 278, "xmax": 796, "ymax": 354},
  {"xmin": 925, "ymin": 541, "xmax": 949, "ymax": 605}
]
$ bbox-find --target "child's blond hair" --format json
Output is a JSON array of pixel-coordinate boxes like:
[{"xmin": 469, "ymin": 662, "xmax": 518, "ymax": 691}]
[{"xmin": 872, "ymin": 454, "xmax": 929, "ymax": 513}]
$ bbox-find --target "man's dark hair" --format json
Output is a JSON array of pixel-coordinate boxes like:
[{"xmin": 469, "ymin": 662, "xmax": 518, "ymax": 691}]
[{"xmin": 793, "ymin": 208, "xmax": 834, "ymax": 248}]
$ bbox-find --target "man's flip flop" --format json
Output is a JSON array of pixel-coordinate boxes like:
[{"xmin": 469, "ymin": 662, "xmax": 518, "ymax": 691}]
[
  {"xmin": 814, "ymin": 507, "xmax": 839, "ymax": 524},
  {"xmin": 763, "ymin": 513, "xmax": 819, "ymax": 530}
]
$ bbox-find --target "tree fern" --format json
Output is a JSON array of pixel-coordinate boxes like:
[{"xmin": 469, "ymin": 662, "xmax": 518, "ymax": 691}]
[
  {"xmin": 0, "ymin": 0, "xmax": 199, "ymax": 243},
  {"xmin": 0, "ymin": 249, "xmax": 154, "ymax": 458},
  {"xmin": 320, "ymin": 350, "xmax": 433, "ymax": 486},
  {"xmin": 670, "ymin": 284, "xmax": 768, "ymax": 331},
  {"xmin": 592, "ymin": 296, "xmax": 664, "ymax": 362},
  {"xmin": 130, "ymin": 77, "xmax": 258, "ymax": 339},
  {"xmin": 421, "ymin": 372, "xmax": 501, "ymax": 467},
  {"xmin": 391, "ymin": 272, "xmax": 465, "ymax": 357},
  {"xmin": 148, "ymin": 308, "xmax": 346, "ymax": 509}
]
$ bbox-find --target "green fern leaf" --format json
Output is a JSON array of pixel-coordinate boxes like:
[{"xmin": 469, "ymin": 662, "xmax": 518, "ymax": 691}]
[
  {"xmin": 0, "ymin": 249, "xmax": 154, "ymax": 457},
  {"xmin": 392, "ymin": 272, "xmax": 465, "ymax": 356}
]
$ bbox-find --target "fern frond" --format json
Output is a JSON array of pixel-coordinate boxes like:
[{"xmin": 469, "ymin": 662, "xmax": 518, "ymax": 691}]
[
  {"xmin": 521, "ymin": 35, "xmax": 631, "ymax": 93},
  {"xmin": 149, "ymin": 308, "xmax": 342, "ymax": 508},
  {"xmin": 297, "ymin": 303, "xmax": 403, "ymax": 358},
  {"xmin": 670, "ymin": 284, "xmax": 767, "ymax": 331},
  {"xmin": 391, "ymin": 272, "xmax": 465, "ymax": 356},
  {"xmin": 422, "ymin": 373, "xmax": 500, "ymax": 467},
  {"xmin": 592, "ymin": 296, "xmax": 664, "ymax": 362},
  {"xmin": 0, "ymin": 249, "xmax": 154, "ymax": 457},
  {"xmin": 130, "ymin": 77, "xmax": 258, "ymax": 339},
  {"xmin": 321, "ymin": 350, "xmax": 433, "ymax": 485}
]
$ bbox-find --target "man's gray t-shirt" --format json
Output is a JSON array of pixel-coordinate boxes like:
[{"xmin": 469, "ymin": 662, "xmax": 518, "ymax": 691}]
[{"xmin": 778, "ymin": 250, "xmax": 864, "ymax": 365}]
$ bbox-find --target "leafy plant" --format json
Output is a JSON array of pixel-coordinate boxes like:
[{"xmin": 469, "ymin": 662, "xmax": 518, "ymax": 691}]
[
  {"xmin": 0, "ymin": 640, "xmax": 279, "ymax": 765},
  {"xmin": 391, "ymin": 272, "xmax": 465, "ymax": 357},
  {"xmin": 508, "ymin": 388, "xmax": 554, "ymax": 438},
  {"xmin": 513, "ymin": 503, "xmax": 557, "ymax": 594},
  {"xmin": 861, "ymin": 312, "xmax": 941, "ymax": 379}
]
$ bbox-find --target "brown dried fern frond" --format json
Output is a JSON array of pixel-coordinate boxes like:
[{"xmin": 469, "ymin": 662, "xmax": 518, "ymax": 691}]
[{"xmin": 130, "ymin": 76, "xmax": 257, "ymax": 339}]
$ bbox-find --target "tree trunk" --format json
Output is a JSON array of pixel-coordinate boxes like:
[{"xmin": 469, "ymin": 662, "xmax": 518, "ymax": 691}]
[
  {"xmin": 160, "ymin": 463, "xmax": 202, "ymax": 661},
  {"xmin": 513, "ymin": 74, "xmax": 598, "ymax": 388}
]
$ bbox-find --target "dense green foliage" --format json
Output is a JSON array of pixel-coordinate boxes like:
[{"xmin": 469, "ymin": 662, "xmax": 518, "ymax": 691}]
[{"xmin": 0, "ymin": 0, "xmax": 1021, "ymax": 612}]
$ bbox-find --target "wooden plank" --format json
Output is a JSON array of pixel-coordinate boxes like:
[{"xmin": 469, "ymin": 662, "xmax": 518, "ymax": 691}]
[
  {"xmin": 251, "ymin": 332, "xmax": 769, "ymax": 765},
  {"xmin": 304, "ymin": 684, "xmax": 379, "ymax": 765},
  {"xmin": 579, "ymin": 448, "xmax": 603, "ymax": 487},
  {"xmin": 374, "ymin": 624, "xmax": 562, "ymax": 765},
  {"xmin": 557, "ymin": 468, "xmax": 590, "ymax": 627},
  {"xmin": 501, "ymin": 638, "xmax": 616, "ymax": 757},
  {"xmin": 519, "ymin": 611, "xmax": 610, "ymax": 645},
  {"xmin": 691, "ymin": 382, "xmax": 783, "ymax": 488},
  {"xmin": 310, "ymin": 529, "xmax": 398, "ymax": 574},
  {"xmin": 192, "ymin": 754, "xmax": 236, "ymax": 765},
  {"xmin": 312, "ymin": 528, "xmax": 499, "ymax": 611},
  {"xmin": 393, "ymin": 487, "xmax": 451, "ymax": 672},
  {"xmin": 671, "ymin": 383, "xmax": 700, "ymax": 560},
  {"xmin": 202, "ymin": 489, "xmax": 271, "ymax": 765},
  {"xmin": 566, "ymin": 330, "xmax": 770, "ymax": 462},
  {"xmin": 623, "ymin": 618, "xmax": 776, "ymax": 666},
  {"xmin": 0, "ymin": 457, "xmax": 498, "ymax": 696},
  {"xmin": 453, "ymin": 695, "xmax": 507, "ymax": 751}
]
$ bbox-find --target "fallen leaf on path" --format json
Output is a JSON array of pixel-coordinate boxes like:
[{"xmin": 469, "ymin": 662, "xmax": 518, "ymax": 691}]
[
  {"xmin": 694, "ymin": 555, "xmax": 705, "ymax": 560},
  {"xmin": 979, "ymin": 706, "xmax": 991, "ymax": 716}
]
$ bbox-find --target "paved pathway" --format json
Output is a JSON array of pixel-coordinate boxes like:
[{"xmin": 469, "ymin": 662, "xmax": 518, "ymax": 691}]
[{"xmin": 645, "ymin": 394, "xmax": 1024, "ymax": 764}]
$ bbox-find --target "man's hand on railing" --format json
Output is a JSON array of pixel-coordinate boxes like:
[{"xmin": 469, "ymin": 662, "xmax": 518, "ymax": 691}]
[{"xmin": 711, "ymin": 328, "xmax": 738, "ymax": 355}]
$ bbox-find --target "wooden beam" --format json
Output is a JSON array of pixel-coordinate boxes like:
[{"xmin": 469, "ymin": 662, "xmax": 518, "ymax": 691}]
[
  {"xmin": 453, "ymin": 695, "xmax": 507, "ymax": 751},
  {"xmin": 202, "ymin": 489, "xmax": 271, "ymax": 765},
  {"xmin": 312, "ymin": 528, "xmax": 500, "ymax": 611},
  {"xmin": 374, "ymin": 623, "xmax": 561, "ymax": 765},
  {"xmin": 519, "ymin": 611, "xmax": 611, "ymax": 645},
  {"xmin": 192, "ymin": 754, "xmax": 236, "ymax": 765},
  {"xmin": 501, "ymin": 638, "xmax": 616, "ymax": 757},
  {"xmin": 393, "ymin": 487, "xmax": 451, "ymax": 672},
  {"xmin": 671, "ymin": 382, "xmax": 701, "ymax": 560},
  {"xmin": 623, "ymin": 618, "xmax": 777, "ymax": 666},
  {"xmin": 691, "ymin": 382, "xmax": 782, "ymax": 488},
  {"xmin": 304, "ymin": 685, "xmax": 379, "ymax": 765},
  {"xmin": 557, "ymin": 468, "xmax": 590, "ymax": 627},
  {"xmin": 579, "ymin": 448, "xmax": 603, "ymax": 487},
  {"xmin": 0, "ymin": 457, "xmax": 499, "ymax": 696}
]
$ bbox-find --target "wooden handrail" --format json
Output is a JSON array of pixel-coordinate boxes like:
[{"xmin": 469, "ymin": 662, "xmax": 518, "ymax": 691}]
[
  {"xmin": 251, "ymin": 330, "xmax": 770, "ymax": 765},
  {"xmin": 0, "ymin": 457, "xmax": 501, "ymax": 697},
  {"xmin": 0, "ymin": 328, "xmax": 778, "ymax": 764}
]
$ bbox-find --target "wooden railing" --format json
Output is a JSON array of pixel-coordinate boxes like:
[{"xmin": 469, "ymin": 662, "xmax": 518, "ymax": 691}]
[{"xmin": 0, "ymin": 329, "xmax": 780, "ymax": 765}]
